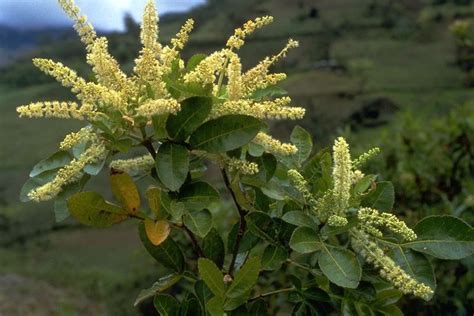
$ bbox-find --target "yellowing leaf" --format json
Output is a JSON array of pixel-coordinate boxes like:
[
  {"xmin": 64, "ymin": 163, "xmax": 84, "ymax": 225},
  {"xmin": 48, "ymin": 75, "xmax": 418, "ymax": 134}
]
[
  {"xmin": 110, "ymin": 169, "xmax": 140, "ymax": 213},
  {"xmin": 145, "ymin": 219, "xmax": 171, "ymax": 246},
  {"xmin": 146, "ymin": 187, "xmax": 167, "ymax": 219}
]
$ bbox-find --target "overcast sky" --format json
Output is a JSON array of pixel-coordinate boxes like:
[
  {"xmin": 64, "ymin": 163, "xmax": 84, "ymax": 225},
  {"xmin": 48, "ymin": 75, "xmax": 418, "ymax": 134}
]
[{"xmin": 0, "ymin": 0, "xmax": 206, "ymax": 31}]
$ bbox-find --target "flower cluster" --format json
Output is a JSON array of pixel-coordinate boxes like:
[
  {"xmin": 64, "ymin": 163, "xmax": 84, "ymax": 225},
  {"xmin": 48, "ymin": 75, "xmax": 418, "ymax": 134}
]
[
  {"xmin": 109, "ymin": 155, "xmax": 155, "ymax": 175},
  {"xmin": 28, "ymin": 141, "xmax": 107, "ymax": 202},
  {"xmin": 351, "ymin": 229, "xmax": 433, "ymax": 299},
  {"xmin": 358, "ymin": 207, "xmax": 417, "ymax": 241},
  {"xmin": 226, "ymin": 158, "xmax": 259, "ymax": 175},
  {"xmin": 17, "ymin": 0, "xmax": 305, "ymax": 201}
]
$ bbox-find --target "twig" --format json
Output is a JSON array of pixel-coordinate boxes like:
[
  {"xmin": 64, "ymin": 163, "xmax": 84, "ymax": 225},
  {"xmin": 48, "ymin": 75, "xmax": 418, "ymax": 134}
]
[
  {"xmin": 249, "ymin": 287, "xmax": 296, "ymax": 302},
  {"xmin": 182, "ymin": 224, "xmax": 204, "ymax": 257},
  {"xmin": 221, "ymin": 168, "xmax": 248, "ymax": 275}
]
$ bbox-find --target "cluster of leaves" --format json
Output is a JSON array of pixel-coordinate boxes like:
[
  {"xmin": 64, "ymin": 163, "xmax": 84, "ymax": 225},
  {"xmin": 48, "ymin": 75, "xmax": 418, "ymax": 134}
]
[
  {"xmin": 18, "ymin": 1, "xmax": 474, "ymax": 314},
  {"xmin": 22, "ymin": 109, "xmax": 474, "ymax": 314},
  {"xmin": 346, "ymin": 103, "xmax": 474, "ymax": 314}
]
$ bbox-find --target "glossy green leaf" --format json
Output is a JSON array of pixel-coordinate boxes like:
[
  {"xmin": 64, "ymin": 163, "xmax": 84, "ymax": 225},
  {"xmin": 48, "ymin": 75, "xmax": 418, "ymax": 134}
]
[
  {"xmin": 261, "ymin": 245, "xmax": 288, "ymax": 270},
  {"xmin": 302, "ymin": 148, "xmax": 332, "ymax": 194},
  {"xmin": 154, "ymin": 294, "xmax": 180, "ymax": 316},
  {"xmin": 134, "ymin": 273, "xmax": 181, "ymax": 306},
  {"xmin": 250, "ymin": 85, "xmax": 287, "ymax": 101},
  {"xmin": 29, "ymin": 151, "xmax": 71, "ymax": 177},
  {"xmin": 179, "ymin": 181, "xmax": 220, "ymax": 210},
  {"xmin": 20, "ymin": 170, "xmax": 58, "ymax": 202},
  {"xmin": 67, "ymin": 192, "xmax": 127, "ymax": 228},
  {"xmin": 166, "ymin": 96, "xmax": 213, "ymax": 141},
  {"xmin": 189, "ymin": 115, "xmax": 263, "ymax": 153},
  {"xmin": 187, "ymin": 53, "xmax": 207, "ymax": 71},
  {"xmin": 206, "ymin": 296, "xmax": 225, "ymax": 316},
  {"xmin": 203, "ymin": 229, "xmax": 225, "ymax": 268},
  {"xmin": 282, "ymin": 211, "xmax": 316, "ymax": 228},
  {"xmin": 198, "ymin": 258, "xmax": 225, "ymax": 297},
  {"xmin": 226, "ymin": 257, "xmax": 261, "ymax": 298},
  {"xmin": 245, "ymin": 212, "xmax": 277, "ymax": 243},
  {"xmin": 184, "ymin": 209, "xmax": 213, "ymax": 238},
  {"xmin": 361, "ymin": 181, "xmax": 394, "ymax": 212},
  {"xmin": 291, "ymin": 126, "xmax": 313, "ymax": 166},
  {"xmin": 110, "ymin": 170, "xmax": 140, "ymax": 213},
  {"xmin": 388, "ymin": 246, "xmax": 435, "ymax": 300},
  {"xmin": 156, "ymin": 142, "xmax": 189, "ymax": 191},
  {"xmin": 195, "ymin": 280, "xmax": 213, "ymax": 315},
  {"xmin": 138, "ymin": 222, "xmax": 185, "ymax": 272},
  {"xmin": 405, "ymin": 215, "xmax": 474, "ymax": 260},
  {"xmin": 289, "ymin": 227, "xmax": 322, "ymax": 254},
  {"xmin": 318, "ymin": 245, "xmax": 361, "ymax": 288}
]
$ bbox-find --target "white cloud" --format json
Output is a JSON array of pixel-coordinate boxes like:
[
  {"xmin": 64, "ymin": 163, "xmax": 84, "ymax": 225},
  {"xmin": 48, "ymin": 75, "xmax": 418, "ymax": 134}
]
[{"xmin": 0, "ymin": 0, "xmax": 205, "ymax": 31}]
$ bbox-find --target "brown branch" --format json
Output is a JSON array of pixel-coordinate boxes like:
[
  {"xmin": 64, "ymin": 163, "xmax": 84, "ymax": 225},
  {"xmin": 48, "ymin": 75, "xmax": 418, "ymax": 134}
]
[
  {"xmin": 221, "ymin": 168, "xmax": 248, "ymax": 276},
  {"xmin": 181, "ymin": 223, "xmax": 204, "ymax": 257}
]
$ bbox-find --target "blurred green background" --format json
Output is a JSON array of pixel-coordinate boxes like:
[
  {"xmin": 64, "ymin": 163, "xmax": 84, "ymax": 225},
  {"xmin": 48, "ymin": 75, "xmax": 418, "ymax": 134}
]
[{"xmin": 0, "ymin": 0, "xmax": 473, "ymax": 315}]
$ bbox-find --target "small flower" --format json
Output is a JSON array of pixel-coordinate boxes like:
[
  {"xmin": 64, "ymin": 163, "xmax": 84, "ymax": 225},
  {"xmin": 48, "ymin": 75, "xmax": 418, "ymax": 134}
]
[
  {"xmin": 226, "ymin": 157, "xmax": 259, "ymax": 175},
  {"xmin": 60, "ymin": 126, "xmax": 96, "ymax": 150},
  {"xmin": 28, "ymin": 142, "xmax": 107, "ymax": 202},
  {"xmin": 109, "ymin": 155, "xmax": 155, "ymax": 174},
  {"xmin": 332, "ymin": 137, "xmax": 352, "ymax": 215},
  {"xmin": 136, "ymin": 98, "xmax": 181, "ymax": 118},
  {"xmin": 358, "ymin": 207, "xmax": 417, "ymax": 241},
  {"xmin": 253, "ymin": 132, "xmax": 298, "ymax": 156}
]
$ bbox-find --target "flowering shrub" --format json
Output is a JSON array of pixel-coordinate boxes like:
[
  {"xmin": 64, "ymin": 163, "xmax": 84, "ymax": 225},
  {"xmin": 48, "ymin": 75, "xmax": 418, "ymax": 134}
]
[{"xmin": 18, "ymin": 1, "xmax": 474, "ymax": 314}]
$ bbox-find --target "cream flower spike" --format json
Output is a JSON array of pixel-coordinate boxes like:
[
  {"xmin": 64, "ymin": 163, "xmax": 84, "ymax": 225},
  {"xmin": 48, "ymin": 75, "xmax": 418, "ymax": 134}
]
[{"xmin": 332, "ymin": 137, "xmax": 352, "ymax": 216}]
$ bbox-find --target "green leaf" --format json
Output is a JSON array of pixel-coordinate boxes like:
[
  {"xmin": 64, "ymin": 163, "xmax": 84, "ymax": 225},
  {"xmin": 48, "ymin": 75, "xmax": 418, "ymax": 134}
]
[
  {"xmin": 184, "ymin": 209, "xmax": 213, "ymax": 238},
  {"xmin": 227, "ymin": 222, "xmax": 260, "ymax": 254},
  {"xmin": 189, "ymin": 115, "xmax": 264, "ymax": 153},
  {"xmin": 156, "ymin": 142, "xmax": 189, "ymax": 191},
  {"xmin": 250, "ymin": 85, "xmax": 287, "ymax": 101},
  {"xmin": 226, "ymin": 257, "xmax": 261, "ymax": 298},
  {"xmin": 139, "ymin": 222, "xmax": 185, "ymax": 272},
  {"xmin": 166, "ymin": 96, "xmax": 213, "ymax": 141},
  {"xmin": 110, "ymin": 170, "xmax": 140, "ymax": 213},
  {"xmin": 154, "ymin": 294, "xmax": 180, "ymax": 316},
  {"xmin": 84, "ymin": 155, "xmax": 107, "ymax": 175},
  {"xmin": 405, "ymin": 215, "xmax": 474, "ymax": 260},
  {"xmin": 245, "ymin": 212, "xmax": 277, "ymax": 243},
  {"xmin": 318, "ymin": 244, "xmax": 361, "ymax": 289},
  {"xmin": 67, "ymin": 192, "xmax": 127, "ymax": 228},
  {"xmin": 261, "ymin": 245, "xmax": 288, "ymax": 270},
  {"xmin": 198, "ymin": 258, "xmax": 225, "ymax": 297},
  {"xmin": 195, "ymin": 280, "xmax": 213, "ymax": 315},
  {"xmin": 320, "ymin": 216, "xmax": 359, "ymax": 238},
  {"xmin": 248, "ymin": 300, "xmax": 268, "ymax": 316},
  {"xmin": 361, "ymin": 181, "xmax": 394, "ymax": 212},
  {"xmin": 179, "ymin": 181, "xmax": 220, "ymax": 210},
  {"xmin": 134, "ymin": 273, "xmax": 181, "ymax": 306},
  {"xmin": 291, "ymin": 126, "xmax": 312, "ymax": 166},
  {"xmin": 29, "ymin": 151, "xmax": 71, "ymax": 177},
  {"xmin": 152, "ymin": 113, "xmax": 169, "ymax": 139},
  {"xmin": 282, "ymin": 211, "xmax": 317, "ymax": 228},
  {"xmin": 187, "ymin": 53, "xmax": 207, "ymax": 72},
  {"xmin": 289, "ymin": 227, "xmax": 322, "ymax": 254},
  {"xmin": 203, "ymin": 229, "xmax": 225, "ymax": 268},
  {"xmin": 302, "ymin": 149, "xmax": 332, "ymax": 194},
  {"xmin": 206, "ymin": 296, "xmax": 225, "ymax": 316},
  {"xmin": 387, "ymin": 247, "xmax": 435, "ymax": 300},
  {"xmin": 54, "ymin": 175, "xmax": 90, "ymax": 222},
  {"xmin": 20, "ymin": 170, "xmax": 58, "ymax": 202},
  {"xmin": 242, "ymin": 153, "xmax": 277, "ymax": 187}
]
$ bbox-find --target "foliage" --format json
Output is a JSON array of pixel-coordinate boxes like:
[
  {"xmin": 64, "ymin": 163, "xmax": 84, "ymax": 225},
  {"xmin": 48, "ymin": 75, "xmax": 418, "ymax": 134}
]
[
  {"xmin": 17, "ymin": 0, "xmax": 474, "ymax": 315},
  {"xmin": 346, "ymin": 103, "xmax": 474, "ymax": 314}
]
